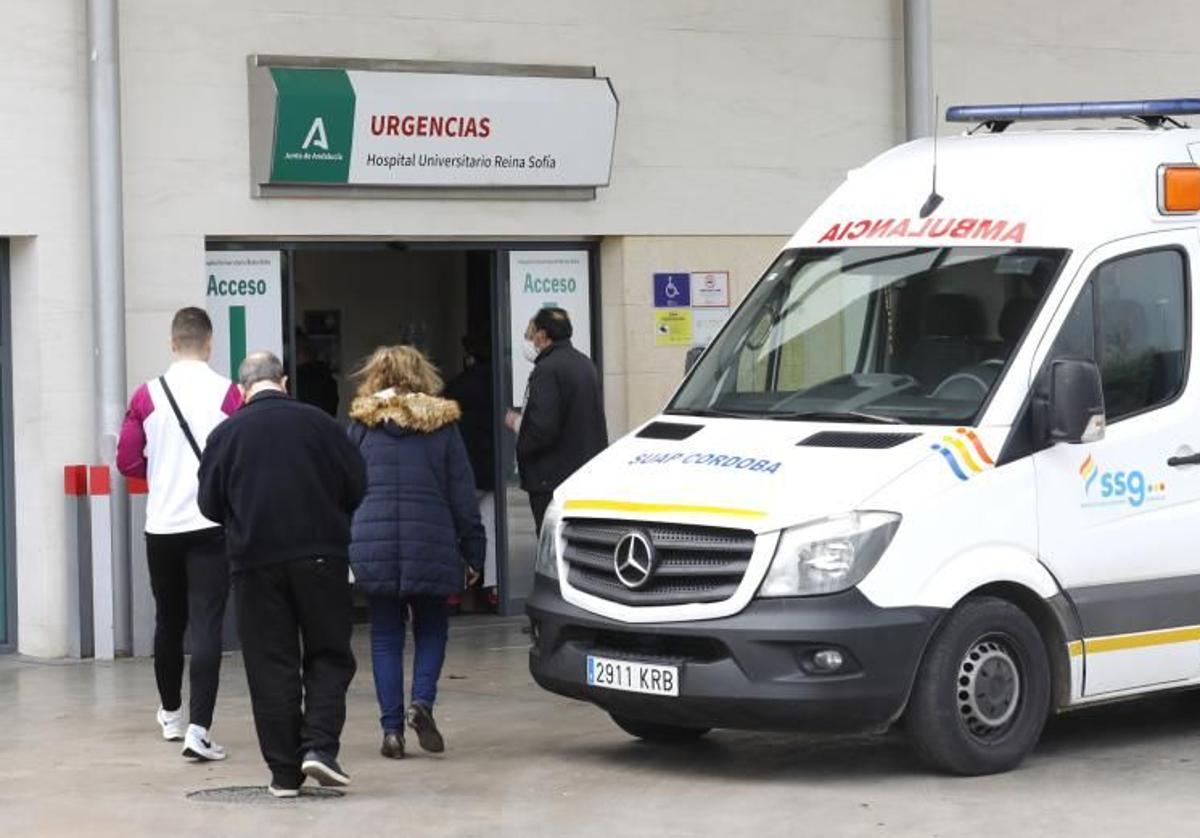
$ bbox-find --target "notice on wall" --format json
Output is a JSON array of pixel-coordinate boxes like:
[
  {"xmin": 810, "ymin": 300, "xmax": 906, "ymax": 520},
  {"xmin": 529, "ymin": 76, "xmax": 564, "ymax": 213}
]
[
  {"xmin": 690, "ymin": 271, "xmax": 730, "ymax": 307},
  {"xmin": 205, "ymin": 251, "xmax": 283, "ymax": 382},
  {"xmin": 257, "ymin": 66, "xmax": 618, "ymax": 189},
  {"xmin": 652, "ymin": 269, "xmax": 731, "ymax": 347},
  {"xmin": 654, "ymin": 310, "xmax": 694, "ymax": 346},
  {"xmin": 509, "ymin": 251, "xmax": 592, "ymax": 406},
  {"xmin": 692, "ymin": 308, "xmax": 730, "ymax": 346}
]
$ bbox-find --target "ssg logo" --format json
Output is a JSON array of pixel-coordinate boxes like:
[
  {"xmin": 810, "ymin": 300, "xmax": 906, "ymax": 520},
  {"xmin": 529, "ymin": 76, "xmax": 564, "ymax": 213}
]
[
  {"xmin": 1079, "ymin": 455, "xmax": 1166, "ymax": 508},
  {"xmin": 931, "ymin": 428, "xmax": 995, "ymax": 482}
]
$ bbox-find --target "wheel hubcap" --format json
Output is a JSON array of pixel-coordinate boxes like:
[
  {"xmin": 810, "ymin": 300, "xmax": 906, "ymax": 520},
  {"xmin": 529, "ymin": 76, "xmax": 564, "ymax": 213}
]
[{"xmin": 957, "ymin": 636, "xmax": 1021, "ymax": 738}]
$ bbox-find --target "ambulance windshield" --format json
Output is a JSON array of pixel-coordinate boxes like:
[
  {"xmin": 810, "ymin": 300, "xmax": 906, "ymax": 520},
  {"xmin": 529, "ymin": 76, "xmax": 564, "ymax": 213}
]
[{"xmin": 670, "ymin": 246, "xmax": 1067, "ymax": 425}]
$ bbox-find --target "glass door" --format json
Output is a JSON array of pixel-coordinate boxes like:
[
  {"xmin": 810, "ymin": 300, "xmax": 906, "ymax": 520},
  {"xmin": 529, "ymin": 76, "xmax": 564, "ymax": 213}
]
[{"xmin": 494, "ymin": 246, "xmax": 599, "ymax": 615}]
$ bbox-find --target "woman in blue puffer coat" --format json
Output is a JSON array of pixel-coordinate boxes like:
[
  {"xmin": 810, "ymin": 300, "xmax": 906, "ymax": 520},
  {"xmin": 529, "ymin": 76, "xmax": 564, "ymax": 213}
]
[{"xmin": 348, "ymin": 345, "xmax": 486, "ymax": 760}]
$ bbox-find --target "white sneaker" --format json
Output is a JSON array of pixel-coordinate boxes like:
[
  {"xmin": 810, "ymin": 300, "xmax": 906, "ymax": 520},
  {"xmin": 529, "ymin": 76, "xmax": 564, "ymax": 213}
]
[
  {"xmin": 181, "ymin": 724, "xmax": 227, "ymax": 761},
  {"xmin": 156, "ymin": 706, "xmax": 186, "ymax": 742},
  {"xmin": 268, "ymin": 784, "xmax": 300, "ymax": 799}
]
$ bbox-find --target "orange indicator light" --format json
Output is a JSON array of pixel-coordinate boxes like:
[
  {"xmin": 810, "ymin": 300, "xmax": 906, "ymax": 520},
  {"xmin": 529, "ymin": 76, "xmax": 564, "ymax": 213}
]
[{"xmin": 1160, "ymin": 164, "xmax": 1200, "ymax": 214}]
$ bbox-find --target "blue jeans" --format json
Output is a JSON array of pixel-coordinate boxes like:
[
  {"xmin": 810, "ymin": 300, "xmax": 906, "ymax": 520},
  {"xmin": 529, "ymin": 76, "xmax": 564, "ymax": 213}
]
[{"xmin": 367, "ymin": 594, "xmax": 450, "ymax": 732}]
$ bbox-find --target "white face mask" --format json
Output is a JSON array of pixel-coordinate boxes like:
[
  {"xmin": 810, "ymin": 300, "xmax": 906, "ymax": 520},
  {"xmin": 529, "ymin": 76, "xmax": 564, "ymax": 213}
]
[{"xmin": 521, "ymin": 340, "xmax": 540, "ymax": 363}]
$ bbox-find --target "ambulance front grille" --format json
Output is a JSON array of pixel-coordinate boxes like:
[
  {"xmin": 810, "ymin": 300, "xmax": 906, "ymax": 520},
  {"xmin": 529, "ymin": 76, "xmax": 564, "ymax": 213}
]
[{"xmin": 561, "ymin": 519, "xmax": 755, "ymax": 606}]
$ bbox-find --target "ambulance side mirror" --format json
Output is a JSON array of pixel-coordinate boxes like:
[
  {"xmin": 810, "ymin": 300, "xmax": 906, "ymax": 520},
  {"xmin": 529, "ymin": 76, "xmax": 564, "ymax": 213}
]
[
  {"xmin": 1047, "ymin": 359, "xmax": 1106, "ymax": 445},
  {"xmin": 685, "ymin": 345, "xmax": 707, "ymax": 374}
]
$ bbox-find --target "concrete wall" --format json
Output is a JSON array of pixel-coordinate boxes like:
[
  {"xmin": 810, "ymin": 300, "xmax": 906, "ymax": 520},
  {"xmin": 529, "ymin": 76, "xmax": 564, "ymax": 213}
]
[
  {"xmin": 0, "ymin": 3, "xmax": 92, "ymax": 657},
  {"xmin": 934, "ymin": 1, "xmax": 1200, "ymax": 108},
  {"xmin": 9, "ymin": 0, "xmax": 1200, "ymax": 653},
  {"xmin": 601, "ymin": 236, "xmax": 789, "ymax": 437},
  {"xmin": 117, "ymin": 0, "xmax": 904, "ymax": 388}
]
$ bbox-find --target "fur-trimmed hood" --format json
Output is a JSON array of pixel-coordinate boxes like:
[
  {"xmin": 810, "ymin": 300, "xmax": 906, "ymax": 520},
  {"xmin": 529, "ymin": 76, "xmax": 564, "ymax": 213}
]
[{"xmin": 348, "ymin": 388, "xmax": 461, "ymax": 433}]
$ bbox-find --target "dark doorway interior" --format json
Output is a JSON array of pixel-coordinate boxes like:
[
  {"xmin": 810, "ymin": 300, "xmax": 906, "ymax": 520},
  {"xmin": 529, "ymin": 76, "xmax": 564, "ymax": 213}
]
[{"xmin": 290, "ymin": 248, "xmax": 500, "ymax": 613}]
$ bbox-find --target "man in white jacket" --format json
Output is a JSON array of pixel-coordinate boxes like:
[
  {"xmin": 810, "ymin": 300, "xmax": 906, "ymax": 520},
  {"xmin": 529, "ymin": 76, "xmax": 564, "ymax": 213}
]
[{"xmin": 117, "ymin": 308, "xmax": 242, "ymax": 761}]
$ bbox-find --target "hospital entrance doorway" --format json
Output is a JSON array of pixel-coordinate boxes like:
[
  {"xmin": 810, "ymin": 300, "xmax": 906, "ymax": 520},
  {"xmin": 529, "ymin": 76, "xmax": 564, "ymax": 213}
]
[
  {"xmin": 254, "ymin": 242, "xmax": 600, "ymax": 616},
  {"xmin": 204, "ymin": 241, "xmax": 600, "ymax": 614},
  {"xmin": 291, "ymin": 248, "xmax": 503, "ymax": 612}
]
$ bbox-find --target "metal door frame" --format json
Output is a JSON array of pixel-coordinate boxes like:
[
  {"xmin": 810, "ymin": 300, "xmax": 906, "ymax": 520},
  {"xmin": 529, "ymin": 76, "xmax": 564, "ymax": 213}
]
[{"xmin": 0, "ymin": 239, "xmax": 16, "ymax": 651}]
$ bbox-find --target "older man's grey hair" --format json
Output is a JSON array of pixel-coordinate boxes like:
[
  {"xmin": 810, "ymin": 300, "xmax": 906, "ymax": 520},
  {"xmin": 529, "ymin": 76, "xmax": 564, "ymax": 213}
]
[{"xmin": 238, "ymin": 351, "xmax": 286, "ymax": 388}]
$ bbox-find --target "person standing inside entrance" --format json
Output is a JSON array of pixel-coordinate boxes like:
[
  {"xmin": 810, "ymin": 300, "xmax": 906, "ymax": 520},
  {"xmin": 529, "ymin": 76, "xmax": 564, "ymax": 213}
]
[
  {"xmin": 445, "ymin": 334, "xmax": 498, "ymax": 609},
  {"xmin": 197, "ymin": 352, "xmax": 366, "ymax": 798},
  {"xmin": 347, "ymin": 346, "xmax": 485, "ymax": 760},
  {"xmin": 116, "ymin": 307, "xmax": 242, "ymax": 762},
  {"xmin": 505, "ymin": 307, "xmax": 608, "ymax": 533}
]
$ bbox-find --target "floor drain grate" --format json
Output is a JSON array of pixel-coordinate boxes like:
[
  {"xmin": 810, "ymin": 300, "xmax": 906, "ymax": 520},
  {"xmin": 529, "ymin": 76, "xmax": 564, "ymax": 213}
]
[{"xmin": 187, "ymin": 786, "xmax": 345, "ymax": 804}]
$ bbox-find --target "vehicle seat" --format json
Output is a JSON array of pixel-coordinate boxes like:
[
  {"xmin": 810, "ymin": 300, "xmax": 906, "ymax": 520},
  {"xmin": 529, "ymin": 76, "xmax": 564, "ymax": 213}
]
[
  {"xmin": 1149, "ymin": 350, "xmax": 1184, "ymax": 404},
  {"xmin": 907, "ymin": 293, "xmax": 987, "ymax": 393},
  {"xmin": 997, "ymin": 296, "xmax": 1038, "ymax": 353},
  {"xmin": 1099, "ymin": 298, "xmax": 1151, "ymax": 417}
]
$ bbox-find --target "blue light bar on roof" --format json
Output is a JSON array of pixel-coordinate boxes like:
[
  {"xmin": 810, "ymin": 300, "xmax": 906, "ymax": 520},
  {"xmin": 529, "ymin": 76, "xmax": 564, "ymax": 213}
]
[{"xmin": 945, "ymin": 98, "xmax": 1200, "ymax": 123}]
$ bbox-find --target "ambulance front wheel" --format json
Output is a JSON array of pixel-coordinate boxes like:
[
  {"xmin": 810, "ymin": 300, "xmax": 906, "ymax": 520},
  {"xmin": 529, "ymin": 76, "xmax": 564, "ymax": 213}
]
[
  {"xmin": 905, "ymin": 596, "xmax": 1051, "ymax": 775},
  {"xmin": 609, "ymin": 713, "xmax": 711, "ymax": 744}
]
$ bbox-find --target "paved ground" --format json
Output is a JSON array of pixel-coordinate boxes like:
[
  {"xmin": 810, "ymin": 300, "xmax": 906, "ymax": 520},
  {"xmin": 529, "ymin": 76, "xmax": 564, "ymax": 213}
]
[{"xmin": 4, "ymin": 616, "xmax": 1200, "ymax": 837}]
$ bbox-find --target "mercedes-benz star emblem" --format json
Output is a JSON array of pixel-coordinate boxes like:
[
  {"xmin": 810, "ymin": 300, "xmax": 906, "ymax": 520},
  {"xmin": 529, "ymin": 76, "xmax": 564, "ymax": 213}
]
[{"xmin": 613, "ymin": 531, "xmax": 656, "ymax": 590}]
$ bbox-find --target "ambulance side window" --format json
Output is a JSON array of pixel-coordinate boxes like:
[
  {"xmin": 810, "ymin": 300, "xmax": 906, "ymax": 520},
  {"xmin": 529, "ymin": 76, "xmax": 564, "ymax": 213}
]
[{"xmin": 1050, "ymin": 248, "xmax": 1188, "ymax": 423}]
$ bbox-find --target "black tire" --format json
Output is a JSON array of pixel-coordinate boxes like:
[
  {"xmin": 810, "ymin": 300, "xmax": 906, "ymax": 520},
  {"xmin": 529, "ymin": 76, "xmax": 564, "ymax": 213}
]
[
  {"xmin": 906, "ymin": 596, "xmax": 1050, "ymax": 775},
  {"xmin": 609, "ymin": 713, "xmax": 711, "ymax": 744}
]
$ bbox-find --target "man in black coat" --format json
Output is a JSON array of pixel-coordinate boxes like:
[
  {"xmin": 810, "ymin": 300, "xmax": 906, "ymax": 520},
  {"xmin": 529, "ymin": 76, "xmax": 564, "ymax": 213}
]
[
  {"xmin": 197, "ymin": 351, "xmax": 367, "ymax": 798},
  {"xmin": 505, "ymin": 308, "xmax": 608, "ymax": 532}
]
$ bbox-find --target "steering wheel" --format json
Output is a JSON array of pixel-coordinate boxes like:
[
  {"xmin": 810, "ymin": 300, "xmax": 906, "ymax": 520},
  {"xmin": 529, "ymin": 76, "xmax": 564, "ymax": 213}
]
[{"xmin": 932, "ymin": 372, "xmax": 990, "ymax": 400}]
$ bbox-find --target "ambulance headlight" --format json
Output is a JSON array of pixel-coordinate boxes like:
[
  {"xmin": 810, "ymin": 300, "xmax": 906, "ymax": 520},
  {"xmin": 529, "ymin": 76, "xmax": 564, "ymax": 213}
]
[
  {"xmin": 534, "ymin": 509, "xmax": 560, "ymax": 580},
  {"xmin": 758, "ymin": 512, "xmax": 900, "ymax": 597}
]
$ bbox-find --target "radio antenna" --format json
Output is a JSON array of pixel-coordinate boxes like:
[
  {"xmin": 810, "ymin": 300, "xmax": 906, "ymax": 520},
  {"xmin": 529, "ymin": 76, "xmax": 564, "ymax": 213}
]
[{"xmin": 920, "ymin": 94, "xmax": 944, "ymax": 218}]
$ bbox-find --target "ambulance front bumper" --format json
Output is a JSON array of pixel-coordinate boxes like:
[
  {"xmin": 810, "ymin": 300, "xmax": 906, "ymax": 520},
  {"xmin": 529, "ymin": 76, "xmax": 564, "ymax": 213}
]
[{"xmin": 526, "ymin": 576, "xmax": 941, "ymax": 733}]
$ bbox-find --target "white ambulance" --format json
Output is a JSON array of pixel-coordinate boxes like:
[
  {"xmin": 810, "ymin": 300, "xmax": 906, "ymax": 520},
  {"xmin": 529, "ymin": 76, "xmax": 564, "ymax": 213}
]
[{"xmin": 527, "ymin": 99, "xmax": 1200, "ymax": 774}]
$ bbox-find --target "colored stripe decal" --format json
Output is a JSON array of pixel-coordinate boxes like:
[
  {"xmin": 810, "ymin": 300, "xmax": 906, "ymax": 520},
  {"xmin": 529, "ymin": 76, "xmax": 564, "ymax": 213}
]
[
  {"xmin": 943, "ymin": 435, "xmax": 983, "ymax": 473},
  {"xmin": 931, "ymin": 444, "xmax": 969, "ymax": 481},
  {"xmin": 958, "ymin": 427, "xmax": 995, "ymax": 466},
  {"xmin": 229, "ymin": 305, "xmax": 247, "ymax": 381},
  {"xmin": 1068, "ymin": 625, "xmax": 1200, "ymax": 657},
  {"xmin": 563, "ymin": 499, "xmax": 767, "ymax": 519}
]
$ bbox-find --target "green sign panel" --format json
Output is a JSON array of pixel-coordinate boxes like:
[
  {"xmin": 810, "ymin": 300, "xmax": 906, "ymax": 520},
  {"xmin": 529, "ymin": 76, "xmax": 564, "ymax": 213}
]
[{"xmin": 269, "ymin": 68, "xmax": 356, "ymax": 184}]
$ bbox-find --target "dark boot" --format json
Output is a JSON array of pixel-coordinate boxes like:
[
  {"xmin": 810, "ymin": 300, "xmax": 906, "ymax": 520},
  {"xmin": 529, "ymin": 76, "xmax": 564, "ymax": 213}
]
[
  {"xmin": 406, "ymin": 704, "xmax": 445, "ymax": 753},
  {"xmin": 380, "ymin": 730, "xmax": 405, "ymax": 760}
]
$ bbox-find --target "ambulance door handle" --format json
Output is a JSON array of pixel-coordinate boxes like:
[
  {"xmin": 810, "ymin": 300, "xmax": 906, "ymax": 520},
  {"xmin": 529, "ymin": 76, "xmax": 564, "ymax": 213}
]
[{"xmin": 1167, "ymin": 453, "xmax": 1200, "ymax": 467}]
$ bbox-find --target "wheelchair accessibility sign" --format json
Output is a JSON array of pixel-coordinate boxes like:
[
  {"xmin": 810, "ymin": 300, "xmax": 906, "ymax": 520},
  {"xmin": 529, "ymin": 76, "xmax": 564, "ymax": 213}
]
[{"xmin": 653, "ymin": 273, "xmax": 691, "ymax": 307}]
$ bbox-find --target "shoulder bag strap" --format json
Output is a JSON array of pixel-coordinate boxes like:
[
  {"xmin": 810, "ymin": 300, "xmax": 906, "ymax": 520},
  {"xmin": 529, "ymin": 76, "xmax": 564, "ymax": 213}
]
[{"xmin": 158, "ymin": 375, "xmax": 203, "ymax": 460}]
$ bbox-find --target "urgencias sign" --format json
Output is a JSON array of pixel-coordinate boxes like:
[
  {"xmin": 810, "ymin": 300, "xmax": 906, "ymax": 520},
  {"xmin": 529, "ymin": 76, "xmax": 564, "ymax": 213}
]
[{"xmin": 249, "ymin": 60, "xmax": 618, "ymax": 192}]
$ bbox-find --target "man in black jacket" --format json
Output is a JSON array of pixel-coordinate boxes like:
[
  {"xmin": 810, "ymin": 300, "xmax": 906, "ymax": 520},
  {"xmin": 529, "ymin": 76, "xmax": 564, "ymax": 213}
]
[
  {"xmin": 505, "ymin": 308, "xmax": 608, "ymax": 532},
  {"xmin": 197, "ymin": 351, "xmax": 366, "ymax": 798}
]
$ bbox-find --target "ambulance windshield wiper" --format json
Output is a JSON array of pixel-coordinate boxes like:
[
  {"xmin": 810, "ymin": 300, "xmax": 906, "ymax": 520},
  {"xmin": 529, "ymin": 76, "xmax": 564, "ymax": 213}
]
[
  {"xmin": 767, "ymin": 410, "xmax": 906, "ymax": 425},
  {"xmin": 664, "ymin": 407, "xmax": 763, "ymax": 419}
]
